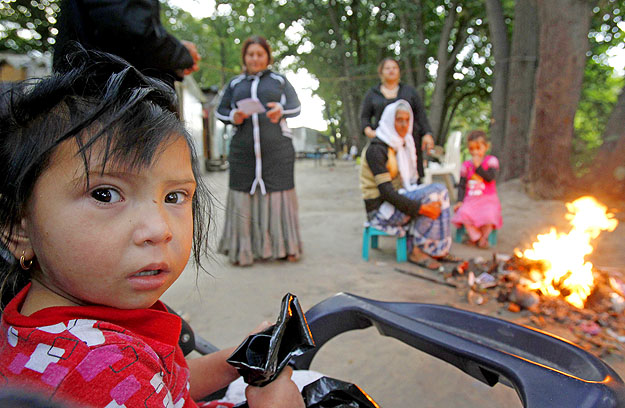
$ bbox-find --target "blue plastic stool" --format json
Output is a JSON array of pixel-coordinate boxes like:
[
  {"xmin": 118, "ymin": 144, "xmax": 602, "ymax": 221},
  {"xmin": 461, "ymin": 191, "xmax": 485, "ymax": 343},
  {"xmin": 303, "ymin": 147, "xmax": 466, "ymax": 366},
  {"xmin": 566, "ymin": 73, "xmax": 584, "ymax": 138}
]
[
  {"xmin": 454, "ymin": 225, "xmax": 498, "ymax": 246},
  {"xmin": 362, "ymin": 224, "xmax": 407, "ymax": 262}
]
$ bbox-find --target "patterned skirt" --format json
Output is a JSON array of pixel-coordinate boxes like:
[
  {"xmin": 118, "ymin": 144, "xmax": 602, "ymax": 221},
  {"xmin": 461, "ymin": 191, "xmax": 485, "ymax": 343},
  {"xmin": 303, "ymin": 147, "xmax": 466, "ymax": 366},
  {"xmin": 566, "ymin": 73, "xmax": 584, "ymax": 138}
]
[
  {"xmin": 368, "ymin": 183, "xmax": 452, "ymax": 257},
  {"xmin": 218, "ymin": 189, "xmax": 303, "ymax": 266}
]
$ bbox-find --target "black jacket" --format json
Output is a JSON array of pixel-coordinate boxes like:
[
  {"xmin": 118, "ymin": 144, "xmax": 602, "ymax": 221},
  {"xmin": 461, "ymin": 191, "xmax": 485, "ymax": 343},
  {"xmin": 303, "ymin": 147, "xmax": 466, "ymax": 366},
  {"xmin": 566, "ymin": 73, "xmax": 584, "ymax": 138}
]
[
  {"xmin": 53, "ymin": 0, "xmax": 194, "ymax": 87},
  {"xmin": 362, "ymin": 137, "xmax": 422, "ymax": 217},
  {"xmin": 360, "ymin": 83, "xmax": 433, "ymax": 178},
  {"xmin": 216, "ymin": 70, "xmax": 301, "ymax": 193}
]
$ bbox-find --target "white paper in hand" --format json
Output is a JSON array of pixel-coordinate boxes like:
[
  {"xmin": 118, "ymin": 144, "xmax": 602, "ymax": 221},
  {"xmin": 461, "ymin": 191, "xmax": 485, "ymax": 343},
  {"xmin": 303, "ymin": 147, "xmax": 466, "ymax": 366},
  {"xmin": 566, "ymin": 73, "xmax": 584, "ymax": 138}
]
[{"xmin": 236, "ymin": 98, "xmax": 266, "ymax": 115}]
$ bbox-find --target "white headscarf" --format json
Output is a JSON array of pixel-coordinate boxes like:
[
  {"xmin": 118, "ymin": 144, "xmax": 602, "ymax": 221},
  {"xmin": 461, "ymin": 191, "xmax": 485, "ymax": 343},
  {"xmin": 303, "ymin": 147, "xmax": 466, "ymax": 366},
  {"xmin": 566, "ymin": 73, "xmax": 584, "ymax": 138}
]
[{"xmin": 375, "ymin": 99, "xmax": 418, "ymax": 189}]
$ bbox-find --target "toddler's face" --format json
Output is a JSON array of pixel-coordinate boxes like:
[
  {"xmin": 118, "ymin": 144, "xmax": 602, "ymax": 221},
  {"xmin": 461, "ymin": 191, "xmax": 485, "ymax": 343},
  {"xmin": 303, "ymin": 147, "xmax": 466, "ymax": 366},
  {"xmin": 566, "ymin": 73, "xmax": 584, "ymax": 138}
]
[
  {"xmin": 468, "ymin": 138, "xmax": 489, "ymax": 160},
  {"xmin": 21, "ymin": 136, "xmax": 196, "ymax": 309}
]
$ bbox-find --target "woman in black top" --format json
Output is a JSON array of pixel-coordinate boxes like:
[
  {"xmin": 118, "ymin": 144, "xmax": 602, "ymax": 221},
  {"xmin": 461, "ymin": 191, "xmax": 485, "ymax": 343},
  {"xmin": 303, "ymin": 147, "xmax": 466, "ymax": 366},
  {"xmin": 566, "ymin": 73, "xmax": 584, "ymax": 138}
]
[
  {"xmin": 216, "ymin": 36, "xmax": 302, "ymax": 266},
  {"xmin": 360, "ymin": 58, "xmax": 434, "ymax": 181}
]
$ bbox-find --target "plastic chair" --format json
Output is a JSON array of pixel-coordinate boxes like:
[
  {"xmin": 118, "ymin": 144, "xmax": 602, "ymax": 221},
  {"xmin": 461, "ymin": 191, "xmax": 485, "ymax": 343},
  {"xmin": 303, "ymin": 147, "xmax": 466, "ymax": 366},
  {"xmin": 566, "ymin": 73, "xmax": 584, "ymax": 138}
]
[
  {"xmin": 362, "ymin": 223, "xmax": 407, "ymax": 263},
  {"xmin": 454, "ymin": 225, "xmax": 498, "ymax": 246},
  {"xmin": 423, "ymin": 130, "xmax": 462, "ymax": 200}
]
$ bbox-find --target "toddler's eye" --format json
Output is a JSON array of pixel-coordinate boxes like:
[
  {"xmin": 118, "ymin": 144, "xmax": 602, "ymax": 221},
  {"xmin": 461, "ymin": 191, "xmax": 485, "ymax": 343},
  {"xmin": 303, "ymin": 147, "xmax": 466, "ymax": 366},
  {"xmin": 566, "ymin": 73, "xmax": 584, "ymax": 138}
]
[
  {"xmin": 165, "ymin": 192, "xmax": 186, "ymax": 204},
  {"xmin": 91, "ymin": 188, "xmax": 122, "ymax": 203}
]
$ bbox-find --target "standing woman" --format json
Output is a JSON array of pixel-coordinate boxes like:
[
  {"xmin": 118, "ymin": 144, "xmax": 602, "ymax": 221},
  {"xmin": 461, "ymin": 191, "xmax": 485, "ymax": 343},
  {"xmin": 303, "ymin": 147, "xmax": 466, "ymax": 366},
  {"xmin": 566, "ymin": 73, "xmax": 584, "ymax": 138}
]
[
  {"xmin": 360, "ymin": 58, "xmax": 435, "ymax": 182},
  {"xmin": 216, "ymin": 36, "xmax": 302, "ymax": 266}
]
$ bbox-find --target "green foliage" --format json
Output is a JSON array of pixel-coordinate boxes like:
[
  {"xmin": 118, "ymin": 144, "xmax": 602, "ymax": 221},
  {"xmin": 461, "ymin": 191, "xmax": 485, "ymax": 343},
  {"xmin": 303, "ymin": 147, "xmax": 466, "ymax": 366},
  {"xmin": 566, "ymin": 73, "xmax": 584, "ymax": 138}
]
[
  {"xmin": 3, "ymin": 0, "xmax": 624, "ymax": 167},
  {"xmin": 217, "ymin": 0, "xmax": 498, "ymax": 149},
  {"xmin": 573, "ymin": 0, "xmax": 625, "ymax": 173},
  {"xmin": 574, "ymin": 59, "xmax": 624, "ymax": 173},
  {"xmin": 0, "ymin": 0, "xmax": 59, "ymax": 53},
  {"xmin": 161, "ymin": 2, "xmax": 242, "ymax": 88}
]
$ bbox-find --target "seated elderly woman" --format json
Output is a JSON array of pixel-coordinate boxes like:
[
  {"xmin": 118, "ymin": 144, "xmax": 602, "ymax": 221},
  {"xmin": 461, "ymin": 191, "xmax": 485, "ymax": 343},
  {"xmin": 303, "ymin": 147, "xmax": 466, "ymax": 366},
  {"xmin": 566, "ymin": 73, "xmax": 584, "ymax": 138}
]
[{"xmin": 359, "ymin": 99, "xmax": 457, "ymax": 270}]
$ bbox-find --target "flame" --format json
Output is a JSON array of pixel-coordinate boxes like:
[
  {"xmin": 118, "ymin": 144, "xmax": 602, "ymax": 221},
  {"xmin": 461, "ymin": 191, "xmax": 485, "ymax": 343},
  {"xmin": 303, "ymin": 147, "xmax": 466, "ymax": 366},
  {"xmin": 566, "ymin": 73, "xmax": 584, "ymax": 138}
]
[{"xmin": 520, "ymin": 196, "xmax": 618, "ymax": 308}]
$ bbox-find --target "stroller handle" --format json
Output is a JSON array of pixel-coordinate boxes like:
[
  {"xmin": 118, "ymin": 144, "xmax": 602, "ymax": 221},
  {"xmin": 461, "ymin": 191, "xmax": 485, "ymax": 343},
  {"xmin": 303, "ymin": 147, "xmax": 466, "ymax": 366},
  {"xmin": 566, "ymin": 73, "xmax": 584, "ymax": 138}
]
[{"xmin": 291, "ymin": 292, "xmax": 625, "ymax": 408}]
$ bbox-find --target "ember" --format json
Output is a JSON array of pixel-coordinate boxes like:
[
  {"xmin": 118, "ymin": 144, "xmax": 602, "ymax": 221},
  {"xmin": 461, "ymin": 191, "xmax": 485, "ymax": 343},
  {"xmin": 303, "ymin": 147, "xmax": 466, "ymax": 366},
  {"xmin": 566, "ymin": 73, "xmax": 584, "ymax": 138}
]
[
  {"xmin": 446, "ymin": 255, "xmax": 625, "ymax": 357},
  {"xmin": 515, "ymin": 196, "xmax": 618, "ymax": 308},
  {"xmin": 436, "ymin": 197, "xmax": 624, "ymax": 357}
]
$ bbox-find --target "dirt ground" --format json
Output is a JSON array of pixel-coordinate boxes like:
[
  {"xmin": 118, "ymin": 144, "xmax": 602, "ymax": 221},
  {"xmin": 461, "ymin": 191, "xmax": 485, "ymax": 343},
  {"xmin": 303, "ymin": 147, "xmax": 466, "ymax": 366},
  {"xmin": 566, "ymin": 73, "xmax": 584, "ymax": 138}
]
[{"xmin": 162, "ymin": 159, "xmax": 625, "ymax": 407}]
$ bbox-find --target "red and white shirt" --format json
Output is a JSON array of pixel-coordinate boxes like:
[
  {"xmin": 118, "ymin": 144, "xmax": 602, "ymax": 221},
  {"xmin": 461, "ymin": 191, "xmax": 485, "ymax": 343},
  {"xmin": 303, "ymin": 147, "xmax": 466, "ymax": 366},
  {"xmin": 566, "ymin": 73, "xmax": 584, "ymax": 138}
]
[{"xmin": 0, "ymin": 284, "xmax": 196, "ymax": 407}]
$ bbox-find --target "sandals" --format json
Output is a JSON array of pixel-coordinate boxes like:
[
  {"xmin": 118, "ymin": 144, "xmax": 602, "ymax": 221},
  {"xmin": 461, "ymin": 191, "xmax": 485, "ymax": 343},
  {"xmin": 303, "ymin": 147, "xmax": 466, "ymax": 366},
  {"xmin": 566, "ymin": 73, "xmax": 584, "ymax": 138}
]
[
  {"xmin": 435, "ymin": 253, "xmax": 463, "ymax": 263},
  {"xmin": 408, "ymin": 254, "xmax": 442, "ymax": 271}
]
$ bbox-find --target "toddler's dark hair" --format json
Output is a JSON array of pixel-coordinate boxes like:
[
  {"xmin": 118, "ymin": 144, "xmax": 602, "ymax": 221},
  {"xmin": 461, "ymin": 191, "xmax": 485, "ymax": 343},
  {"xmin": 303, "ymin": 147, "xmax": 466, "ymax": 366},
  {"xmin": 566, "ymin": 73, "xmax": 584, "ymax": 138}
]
[
  {"xmin": 467, "ymin": 129, "xmax": 489, "ymax": 143},
  {"xmin": 0, "ymin": 48, "xmax": 212, "ymax": 308}
]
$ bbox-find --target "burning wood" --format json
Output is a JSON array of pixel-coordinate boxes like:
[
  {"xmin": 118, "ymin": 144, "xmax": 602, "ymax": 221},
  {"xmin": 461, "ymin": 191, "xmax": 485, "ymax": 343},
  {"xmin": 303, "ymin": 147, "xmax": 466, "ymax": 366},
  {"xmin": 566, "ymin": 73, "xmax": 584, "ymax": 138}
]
[
  {"xmin": 448, "ymin": 254, "xmax": 625, "ymax": 357},
  {"xmin": 447, "ymin": 196, "xmax": 624, "ymax": 357},
  {"xmin": 516, "ymin": 196, "xmax": 618, "ymax": 308}
]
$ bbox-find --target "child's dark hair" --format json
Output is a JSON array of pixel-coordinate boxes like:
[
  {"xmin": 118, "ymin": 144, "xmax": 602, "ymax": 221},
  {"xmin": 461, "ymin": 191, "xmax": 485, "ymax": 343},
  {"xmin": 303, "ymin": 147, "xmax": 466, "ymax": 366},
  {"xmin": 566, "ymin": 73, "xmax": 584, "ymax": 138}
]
[
  {"xmin": 467, "ymin": 129, "xmax": 489, "ymax": 143},
  {"xmin": 0, "ymin": 48, "xmax": 212, "ymax": 308}
]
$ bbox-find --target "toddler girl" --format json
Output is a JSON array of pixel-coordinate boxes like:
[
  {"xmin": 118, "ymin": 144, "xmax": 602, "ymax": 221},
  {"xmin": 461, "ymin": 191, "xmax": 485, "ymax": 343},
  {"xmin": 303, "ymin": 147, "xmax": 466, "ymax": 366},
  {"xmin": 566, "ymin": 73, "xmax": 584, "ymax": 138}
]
[
  {"xmin": 451, "ymin": 130, "xmax": 503, "ymax": 248},
  {"xmin": 0, "ymin": 50, "xmax": 304, "ymax": 408}
]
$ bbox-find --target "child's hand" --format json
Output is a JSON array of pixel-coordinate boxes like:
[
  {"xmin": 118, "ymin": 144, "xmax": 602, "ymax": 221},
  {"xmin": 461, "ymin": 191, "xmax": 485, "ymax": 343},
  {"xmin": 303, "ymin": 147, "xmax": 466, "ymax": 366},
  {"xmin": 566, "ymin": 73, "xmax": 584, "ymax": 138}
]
[
  {"xmin": 233, "ymin": 109, "xmax": 249, "ymax": 125},
  {"xmin": 471, "ymin": 155, "xmax": 483, "ymax": 168},
  {"xmin": 246, "ymin": 366, "xmax": 305, "ymax": 408},
  {"xmin": 453, "ymin": 202, "xmax": 463, "ymax": 212},
  {"xmin": 421, "ymin": 133, "xmax": 435, "ymax": 152},
  {"xmin": 418, "ymin": 201, "xmax": 441, "ymax": 219},
  {"xmin": 266, "ymin": 102, "xmax": 283, "ymax": 123},
  {"xmin": 249, "ymin": 320, "xmax": 273, "ymax": 336}
]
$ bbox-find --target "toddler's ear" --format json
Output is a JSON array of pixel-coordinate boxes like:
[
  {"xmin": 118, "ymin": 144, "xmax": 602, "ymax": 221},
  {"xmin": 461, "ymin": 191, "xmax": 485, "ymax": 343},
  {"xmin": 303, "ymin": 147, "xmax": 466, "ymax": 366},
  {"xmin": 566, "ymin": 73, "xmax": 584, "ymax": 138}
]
[{"xmin": 2, "ymin": 218, "xmax": 33, "ymax": 262}]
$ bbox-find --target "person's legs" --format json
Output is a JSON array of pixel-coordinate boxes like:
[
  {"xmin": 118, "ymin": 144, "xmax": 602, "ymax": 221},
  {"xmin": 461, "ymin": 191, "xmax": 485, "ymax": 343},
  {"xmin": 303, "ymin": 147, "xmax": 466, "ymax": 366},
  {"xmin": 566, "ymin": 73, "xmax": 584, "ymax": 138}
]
[
  {"xmin": 266, "ymin": 189, "xmax": 302, "ymax": 261},
  {"xmin": 464, "ymin": 223, "xmax": 482, "ymax": 243},
  {"xmin": 403, "ymin": 184, "xmax": 452, "ymax": 258},
  {"xmin": 218, "ymin": 189, "xmax": 254, "ymax": 266},
  {"xmin": 477, "ymin": 224, "xmax": 494, "ymax": 248},
  {"xmin": 368, "ymin": 184, "xmax": 452, "ymax": 269},
  {"xmin": 367, "ymin": 202, "xmax": 441, "ymax": 268},
  {"xmin": 408, "ymin": 246, "xmax": 442, "ymax": 270}
]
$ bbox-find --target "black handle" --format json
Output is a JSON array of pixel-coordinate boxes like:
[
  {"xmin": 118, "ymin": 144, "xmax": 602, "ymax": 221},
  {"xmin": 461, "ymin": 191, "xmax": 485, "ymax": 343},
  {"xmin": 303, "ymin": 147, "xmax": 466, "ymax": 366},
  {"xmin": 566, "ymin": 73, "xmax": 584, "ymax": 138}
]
[{"xmin": 291, "ymin": 293, "xmax": 625, "ymax": 408}]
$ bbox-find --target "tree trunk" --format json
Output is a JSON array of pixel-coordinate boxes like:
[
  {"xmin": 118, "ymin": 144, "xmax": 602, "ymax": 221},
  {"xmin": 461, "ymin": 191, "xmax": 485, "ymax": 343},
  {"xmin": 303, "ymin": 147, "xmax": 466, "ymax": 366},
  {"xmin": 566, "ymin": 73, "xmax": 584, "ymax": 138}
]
[
  {"xmin": 587, "ymin": 84, "xmax": 625, "ymax": 198},
  {"xmin": 219, "ymin": 38, "xmax": 227, "ymax": 87},
  {"xmin": 325, "ymin": 103, "xmax": 341, "ymax": 153},
  {"xmin": 327, "ymin": 1, "xmax": 360, "ymax": 147},
  {"xmin": 412, "ymin": 0, "xmax": 427, "ymax": 101},
  {"xmin": 527, "ymin": 0, "xmax": 594, "ymax": 198},
  {"xmin": 501, "ymin": 0, "xmax": 538, "ymax": 181},
  {"xmin": 399, "ymin": 11, "xmax": 416, "ymax": 87},
  {"xmin": 443, "ymin": 91, "xmax": 479, "ymax": 143},
  {"xmin": 429, "ymin": 3, "xmax": 457, "ymax": 141},
  {"xmin": 484, "ymin": 0, "xmax": 510, "ymax": 160},
  {"xmin": 210, "ymin": 19, "xmax": 229, "ymax": 87}
]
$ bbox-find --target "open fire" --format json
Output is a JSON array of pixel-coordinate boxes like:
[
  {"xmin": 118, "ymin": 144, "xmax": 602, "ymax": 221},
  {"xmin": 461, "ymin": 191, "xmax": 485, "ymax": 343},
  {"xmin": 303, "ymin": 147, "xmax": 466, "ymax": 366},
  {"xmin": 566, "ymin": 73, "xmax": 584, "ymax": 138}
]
[
  {"xmin": 515, "ymin": 196, "xmax": 619, "ymax": 309},
  {"xmin": 396, "ymin": 195, "xmax": 624, "ymax": 355}
]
